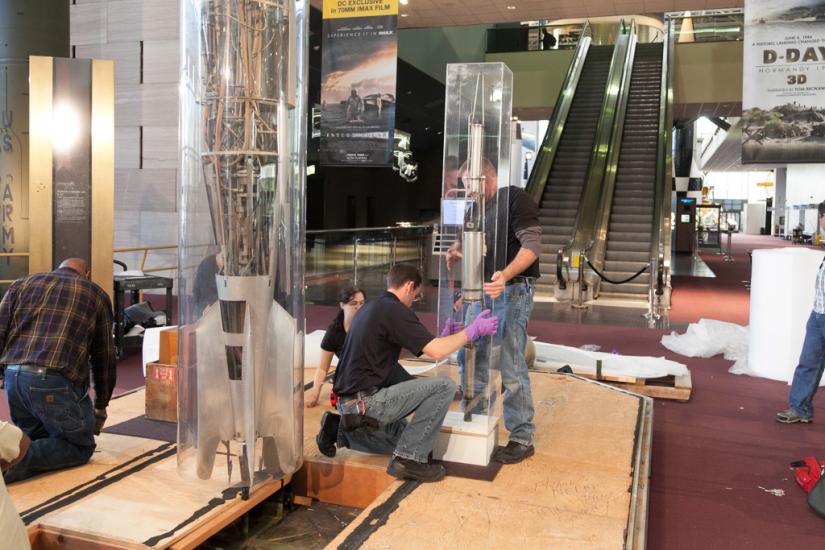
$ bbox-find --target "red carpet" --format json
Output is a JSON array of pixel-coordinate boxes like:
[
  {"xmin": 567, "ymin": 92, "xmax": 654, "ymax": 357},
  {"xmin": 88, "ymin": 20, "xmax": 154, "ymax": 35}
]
[
  {"xmin": 3, "ymin": 240, "xmax": 825, "ymax": 547},
  {"xmin": 670, "ymin": 233, "xmax": 794, "ymax": 325}
]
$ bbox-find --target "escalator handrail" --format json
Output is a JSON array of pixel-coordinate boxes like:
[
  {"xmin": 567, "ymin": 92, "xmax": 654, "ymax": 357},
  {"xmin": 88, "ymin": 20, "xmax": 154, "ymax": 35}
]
[
  {"xmin": 584, "ymin": 20, "xmax": 638, "ymax": 291},
  {"xmin": 560, "ymin": 20, "xmax": 632, "ymax": 278},
  {"xmin": 649, "ymin": 17, "xmax": 675, "ymax": 300},
  {"xmin": 525, "ymin": 21, "xmax": 593, "ymax": 205}
]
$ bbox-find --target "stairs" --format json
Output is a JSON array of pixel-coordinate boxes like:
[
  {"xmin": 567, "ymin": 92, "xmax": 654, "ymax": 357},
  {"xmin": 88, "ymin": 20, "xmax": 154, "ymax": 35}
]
[
  {"xmin": 599, "ymin": 43, "xmax": 664, "ymax": 301},
  {"xmin": 535, "ymin": 45, "xmax": 614, "ymax": 296}
]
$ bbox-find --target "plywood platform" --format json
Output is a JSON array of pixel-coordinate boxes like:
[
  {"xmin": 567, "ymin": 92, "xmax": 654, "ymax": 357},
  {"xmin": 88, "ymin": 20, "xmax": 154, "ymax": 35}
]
[
  {"xmin": 299, "ymin": 369, "xmax": 653, "ymax": 549},
  {"xmin": 9, "ymin": 389, "xmax": 292, "ymax": 549},
  {"xmin": 11, "ymin": 365, "xmax": 652, "ymax": 549}
]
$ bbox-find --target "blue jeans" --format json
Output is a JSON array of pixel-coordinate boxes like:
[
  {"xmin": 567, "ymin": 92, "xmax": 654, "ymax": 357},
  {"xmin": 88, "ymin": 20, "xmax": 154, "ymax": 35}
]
[
  {"xmin": 337, "ymin": 376, "xmax": 456, "ymax": 463},
  {"xmin": 789, "ymin": 311, "xmax": 825, "ymax": 419},
  {"xmin": 498, "ymin": 281, "xmax": 536, "ymax": 446},
  {"xmin": 458, "ymin": 281, "xmax": 536, "ymax": 446},
  {"xmin": 3, "ymin": 367, "xmax": 96, "ymax": 483}
]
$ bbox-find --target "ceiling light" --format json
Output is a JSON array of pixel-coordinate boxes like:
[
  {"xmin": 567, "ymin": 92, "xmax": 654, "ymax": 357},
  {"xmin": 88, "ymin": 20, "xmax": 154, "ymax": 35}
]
[
  {"xmin": 401, "ymin": 13, "xmax": 408, "ymax": 17},
  {"xmin": 400, "ymin": 0, "xmax": 409, "ymax": 4},
  {"xmin": 507, "ymin": 5, "xmax": 516, "ymax": 9}
]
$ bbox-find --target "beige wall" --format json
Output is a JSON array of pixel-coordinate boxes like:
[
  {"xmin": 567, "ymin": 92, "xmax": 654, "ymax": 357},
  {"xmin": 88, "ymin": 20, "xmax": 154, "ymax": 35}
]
[
  {"xmin": 672, "ymin": 41, "xmax": 743, "ymax": 105},
  {"xmin": 485, "ymin": 50, "xmax": 575, "ymax": 115},
  {"xmin": 488, "ymin": 41, "xmax": 743, "ymax": 114},
  {"xmin": 70, "ymin": 0, "xmax": 179, "ymax": 276}
]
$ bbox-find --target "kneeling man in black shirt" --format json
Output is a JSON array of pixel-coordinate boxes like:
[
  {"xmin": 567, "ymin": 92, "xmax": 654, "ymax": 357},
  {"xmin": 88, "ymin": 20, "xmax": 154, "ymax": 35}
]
[{"xmin": 317, "ymin": 264, "xmax": 499, "ymax": 482}]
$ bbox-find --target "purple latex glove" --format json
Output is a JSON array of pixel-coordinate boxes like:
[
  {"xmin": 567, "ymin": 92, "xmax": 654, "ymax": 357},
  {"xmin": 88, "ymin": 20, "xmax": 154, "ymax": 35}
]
[
  {"xmin": 440, "ymin": 318, "xmax": 464, "ymax": 337},
  {"xmin": 465, "ymin": 309, "xmax": 499, "ymax": 341}
]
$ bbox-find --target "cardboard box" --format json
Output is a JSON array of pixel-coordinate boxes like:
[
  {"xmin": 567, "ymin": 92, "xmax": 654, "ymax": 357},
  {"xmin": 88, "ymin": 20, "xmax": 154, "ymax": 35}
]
[
  {"xmin": 158, "ymin": 327, "xmax": 178, "ymax": 365},
  {"xmin": 145, "ymin": 361, "xmax": 177, "ymax": 422}
]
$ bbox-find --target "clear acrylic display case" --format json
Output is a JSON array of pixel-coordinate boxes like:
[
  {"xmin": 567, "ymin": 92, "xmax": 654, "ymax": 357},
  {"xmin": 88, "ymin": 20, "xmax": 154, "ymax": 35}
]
[
  {"xmin": 436, "ymin": 63, "xmax": 513, "ymax": 438},
  {"xmin": 177, "ymin": 0, "xmax": 308, "ymax": 491}
]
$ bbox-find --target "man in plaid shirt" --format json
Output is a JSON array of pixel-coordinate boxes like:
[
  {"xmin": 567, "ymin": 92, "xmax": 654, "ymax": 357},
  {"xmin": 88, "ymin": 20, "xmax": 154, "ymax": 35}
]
[
  {"xmin": 777, "ymin": 201, "xmax": 825, "ymax": 424},
  {"xmin": 0, "ymin": 258, "xmax": 116, "ymax": 483}
]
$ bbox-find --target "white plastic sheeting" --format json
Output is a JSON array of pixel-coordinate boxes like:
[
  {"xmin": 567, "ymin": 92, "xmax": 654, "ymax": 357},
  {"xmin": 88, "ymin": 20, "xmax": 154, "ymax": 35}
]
[
  {"xmin": 748, "ymin": 247, "xmax": 825, "ymax": 383},
  {"xmin": 533, "ymin": 341, "xmax": 688, "ymax": 379},
  {"xmin": 304, "ymin": 329, "xmax": 338, "ymax": 369},
  {"xmin": 660, "ymin": 318, "xmax": 748, "ymax": 373}
]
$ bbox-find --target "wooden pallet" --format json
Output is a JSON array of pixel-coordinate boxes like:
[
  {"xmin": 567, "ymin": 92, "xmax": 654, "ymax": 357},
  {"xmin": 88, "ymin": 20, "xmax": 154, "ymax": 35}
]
[{"xmin": 533, "ymin": 365, "xmax": 693, "ymax": 401}]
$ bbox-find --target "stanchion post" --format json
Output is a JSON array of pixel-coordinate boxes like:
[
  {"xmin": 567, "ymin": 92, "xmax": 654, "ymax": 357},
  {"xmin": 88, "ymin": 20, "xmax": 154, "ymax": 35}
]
[
  {"xmin": 642, "ymin": 259, "xmax": 661, "ymax": 323},
  {"xmin": 724, "ymin": 229, "xmax": 735, "ymax": 262},
  {"xmin": 572, "ymin": 249, "xmax": 588, "ymax": 310}
]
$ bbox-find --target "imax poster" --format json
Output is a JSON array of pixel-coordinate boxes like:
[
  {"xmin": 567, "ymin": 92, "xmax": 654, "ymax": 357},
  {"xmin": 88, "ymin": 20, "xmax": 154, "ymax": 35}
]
[
  {"xmin": 320, "ymin": 0, "xmax": 398, "ymax": 166},
  {"xmin": 743, "ymin": 0, "xmax": 825, "ymax": 163}
]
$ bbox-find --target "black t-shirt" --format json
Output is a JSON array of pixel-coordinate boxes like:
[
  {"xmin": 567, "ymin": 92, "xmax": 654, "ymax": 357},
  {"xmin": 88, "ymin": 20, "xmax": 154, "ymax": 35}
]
[
  {"xmin": 320, "ymin": 314, "xmax": 347, "ymax": 358},
  {"xmin": 333, "ymin": 291, "xmax": 435, "ymax": 396},
  {"xmin": 485, "ymin": 186, "xmax": 541, "ymax": 279}
]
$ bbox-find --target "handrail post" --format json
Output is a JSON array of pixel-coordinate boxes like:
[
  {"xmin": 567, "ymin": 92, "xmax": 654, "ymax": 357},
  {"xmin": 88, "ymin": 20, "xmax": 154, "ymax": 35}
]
[
  {"xmin": 643, "ymin": 259, "xmax": 660, "ymax": 323},
  {"xmin": 556, "ymin": 248, "xmax": 566, "ymax": 290}
]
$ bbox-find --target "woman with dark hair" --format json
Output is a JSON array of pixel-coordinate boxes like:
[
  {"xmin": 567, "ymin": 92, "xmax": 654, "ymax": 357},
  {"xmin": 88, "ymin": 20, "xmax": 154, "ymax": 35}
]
[{"xmin": 305, "ymin": 286, "xmax": 366, "ymax": 407}]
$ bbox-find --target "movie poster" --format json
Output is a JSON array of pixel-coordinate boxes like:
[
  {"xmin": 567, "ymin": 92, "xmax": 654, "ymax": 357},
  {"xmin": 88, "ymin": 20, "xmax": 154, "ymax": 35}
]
[
  {"xmin": 320, "ymin": 0, "xmax": 398, "ymax": 165},
  {"xmin": 743, "ymin": 0, "xmax": 825, "ymax": 163}
]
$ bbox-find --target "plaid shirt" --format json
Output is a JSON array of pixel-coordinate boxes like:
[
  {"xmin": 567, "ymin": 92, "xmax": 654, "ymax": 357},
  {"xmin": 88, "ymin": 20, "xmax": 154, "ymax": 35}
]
[
  {"xmin": 0, "ymin": 268, "xmax": 117, "ymax": 408},
  {"xmin": 815, "ymin": 260, "xmax": 825, "ymax": 314}
]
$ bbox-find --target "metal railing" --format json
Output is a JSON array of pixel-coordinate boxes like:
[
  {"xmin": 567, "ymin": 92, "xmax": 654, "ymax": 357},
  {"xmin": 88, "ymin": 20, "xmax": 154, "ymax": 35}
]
[
  {"xmin": 0, "ymin": 252, "xmax": 30, "ymax": 284},
  {"xmin": 559, "ymin": 20, "xmax": 632, "ymax": 295},
  {"xmin": 584, "ymin": 19, "xmax": 638, "ymax": 296},
  {"xmin": 646, "ymin": 16, "xmax": 676, "ymax": 320},
  {"xmin": 305, "ymin": 225, "xmax": 431, "ymax": 289},
  {"xmin": 486, "ymin": 24, "xmax": 584, "ymax": 53},
  {"xmin": 114, "ymin": 245, "xmax": 178, "ymax": 274}
]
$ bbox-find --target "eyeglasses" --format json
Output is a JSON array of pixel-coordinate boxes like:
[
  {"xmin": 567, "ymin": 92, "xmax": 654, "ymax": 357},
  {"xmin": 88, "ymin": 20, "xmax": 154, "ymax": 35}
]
[{"xmin": 345, "ymin": 300, "xmax": 364, "ymax": 307}]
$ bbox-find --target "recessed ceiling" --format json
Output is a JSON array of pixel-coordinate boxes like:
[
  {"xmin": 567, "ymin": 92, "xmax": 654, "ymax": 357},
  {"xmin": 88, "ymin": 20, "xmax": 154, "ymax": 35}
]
[{"xmin": 308, "ymin": 0, "xmax": 744, "ymax": 28}]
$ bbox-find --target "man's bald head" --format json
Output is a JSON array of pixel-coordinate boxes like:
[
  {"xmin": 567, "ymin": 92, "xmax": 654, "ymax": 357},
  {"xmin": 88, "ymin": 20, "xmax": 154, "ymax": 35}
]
[{"xmin": 58, "ymin": 258, "xmax": 90, "ymax": 278}]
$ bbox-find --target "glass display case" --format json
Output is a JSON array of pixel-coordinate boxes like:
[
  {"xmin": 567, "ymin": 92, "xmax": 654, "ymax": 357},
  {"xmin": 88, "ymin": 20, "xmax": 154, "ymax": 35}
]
[
  {"xmin": 177, "ymin": 0, "xmax": 308, "ymax": 491},
  {"xmin": 697, "ymin": 204, "xmax": 722, "ymax": 249},
  {"xmin": 435, "ymin": 62, "xmax": 512, "ymax": 465}
]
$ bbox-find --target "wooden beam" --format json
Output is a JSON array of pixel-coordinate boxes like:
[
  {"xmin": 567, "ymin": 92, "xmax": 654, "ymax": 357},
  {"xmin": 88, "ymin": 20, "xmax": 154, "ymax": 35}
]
[
  {"xmin": 91, "ymin": 59, "xmax": 115, "ymax": 300},
  {"xmin": 166, "ymin": 476, "xmax": 291, "ymax": 550},
  {"xmin": 294, "ymin": 458, "xmax": 394, "ymax": 509},
  {"xmin": 27, "ymin": 56, "xmax": 53, "ymax": 275}
]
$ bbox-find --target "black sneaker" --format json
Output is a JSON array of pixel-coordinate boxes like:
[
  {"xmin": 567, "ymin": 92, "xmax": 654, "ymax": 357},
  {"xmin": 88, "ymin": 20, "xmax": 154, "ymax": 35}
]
[
  {"xmin": 316, "ymin": 412, "xmax": 340, "ymax": 457},
  {"xmin": 493, "ymin": 441, "xmax": 535, "ymax": 464},
  {"xmin": 387, "ymin": 457, "xmax": 446, "ymax": 482}
]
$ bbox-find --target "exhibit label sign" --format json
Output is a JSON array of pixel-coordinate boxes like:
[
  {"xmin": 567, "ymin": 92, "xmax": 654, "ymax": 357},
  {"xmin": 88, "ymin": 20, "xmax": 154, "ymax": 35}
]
[
  {"xmin": 320, "ymin": 0, "xmax": 398, "ymax": 165},
  {"xmin": 743, "ymin": 0, "xmax": 825, "ymax": 163}
]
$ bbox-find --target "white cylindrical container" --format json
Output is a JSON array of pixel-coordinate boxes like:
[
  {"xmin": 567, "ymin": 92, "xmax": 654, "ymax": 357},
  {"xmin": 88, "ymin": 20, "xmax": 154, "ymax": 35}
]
[{"xmin": 748, "ymin": 247, "xmax": 825, "ymax": 383}]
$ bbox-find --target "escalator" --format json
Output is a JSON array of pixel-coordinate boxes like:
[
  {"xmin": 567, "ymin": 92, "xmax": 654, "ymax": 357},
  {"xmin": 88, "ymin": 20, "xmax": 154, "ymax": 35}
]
[
  {"xmin": 533, "ymin": 45, "xmax": 614, "ymax": 295},
  {"xmin": 598, "ymin": 43, "xmax": 664, "ymax": 300}
]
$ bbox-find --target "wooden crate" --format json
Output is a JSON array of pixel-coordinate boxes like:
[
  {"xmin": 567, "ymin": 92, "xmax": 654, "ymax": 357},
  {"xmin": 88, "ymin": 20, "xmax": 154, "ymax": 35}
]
[
  {"xmin": 145, "ymin": 361, "xmax": 177, "ymax": 422},
  {"xmin": 159, "ymin": 327, "xmax": 178, "ymax": 365}
]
